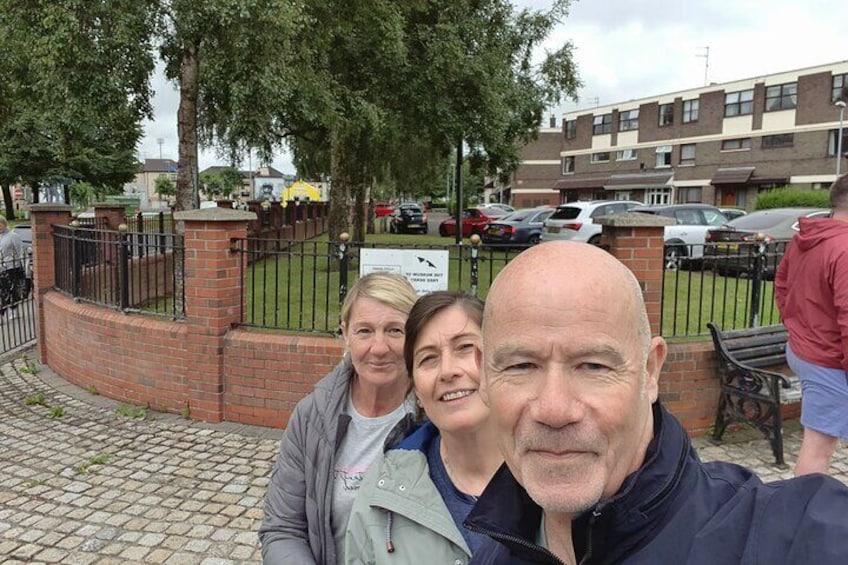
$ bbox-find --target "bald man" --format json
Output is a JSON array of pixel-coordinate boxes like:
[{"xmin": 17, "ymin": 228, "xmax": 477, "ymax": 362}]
[{"xmin": 465, "ymin": 241, "xmax": 848, "ymax": 564}]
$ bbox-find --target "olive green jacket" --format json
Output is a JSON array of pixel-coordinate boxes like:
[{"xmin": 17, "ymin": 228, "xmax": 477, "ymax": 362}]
[{"xmin": 344, "ymin": 423, "xmax": 471, "ymax": 565}]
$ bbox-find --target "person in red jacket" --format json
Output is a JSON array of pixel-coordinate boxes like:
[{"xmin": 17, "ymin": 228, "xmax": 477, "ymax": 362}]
[{"xmin": 775, "ymin": 174, "xmax": 848, "ymax": 477}]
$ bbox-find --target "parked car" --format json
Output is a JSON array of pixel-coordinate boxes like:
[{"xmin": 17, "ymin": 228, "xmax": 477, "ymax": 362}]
[
  {"xmin": 11, "ymin": 224, "xmax": 32, "ymax": 247},
  {"xmin": 704, "ymin": 207, "xmax": 830, "ymax": 279},
  {"xmin": 541, "ymin": 200, "xmax": 642, "ymax": 245},
  {"xmin": 719, "ymin": 207, "xmax": 747, "ymax": 221},
  {"xmin": 631, "ymin": 203, "xmax": 729, "ymax": 270},
  {"xmin": 374, "ymin": 202, "xmax": 395, "ymax": 218},
  {"xmin": 481, "ymin": 207, "xmax": 554, "ymax": 247},
  {"xmin": 477, "ymin": 203, "xmax": 514, "ymax": 219},
  {"xmin": 438, "ymin": 207, "xmax": 495, "ymax": 237},
  {"xmin": 389, "ymin": 203, "xmax": 428, "ymax": 234}
]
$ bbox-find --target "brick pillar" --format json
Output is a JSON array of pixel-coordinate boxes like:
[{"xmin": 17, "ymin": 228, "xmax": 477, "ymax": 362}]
[
  {"xmin": 92, "ymin": 203, "xmax": 126, "ymax": 230},
  {"xmin": 595, "ymin": 213, "xmax": 675, "ymax": 336},
  {"xmin": 29, "ymin": 204, "xmax": 73, "ymax": 364},
  {"xmin": 174, "ymin": 207, "xmax": 256, "ymax": 422}
]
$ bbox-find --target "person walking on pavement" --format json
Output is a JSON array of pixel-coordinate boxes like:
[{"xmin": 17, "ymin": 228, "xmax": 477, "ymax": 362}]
[
  {"xmin": 259, "ymin": 272, "xmax": 420, "ymax": 565},
  {"xmin": 0, "ymin": 215, "xmax": 25, "ymax": 324},
  {"xmin": 776, "ymin": 174, "xmax": 848, "ymax": 476}
]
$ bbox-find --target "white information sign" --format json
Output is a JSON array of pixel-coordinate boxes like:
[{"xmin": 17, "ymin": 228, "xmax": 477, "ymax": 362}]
[{"xmin": 359, "ymin": 248, "xmax": 449, "ymax": 296}]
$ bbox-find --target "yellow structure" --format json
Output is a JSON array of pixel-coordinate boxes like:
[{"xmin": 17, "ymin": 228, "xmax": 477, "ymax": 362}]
[{"xmin": 283, "ymin": 180, "xmax": 322, "ymax": 202}]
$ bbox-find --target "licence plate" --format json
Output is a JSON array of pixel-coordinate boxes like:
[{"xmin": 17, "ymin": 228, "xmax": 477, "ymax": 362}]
[
  {"xmin": 487, "ymin": 227, "xmax": 499, "ymax": 235},
  {"xmin": 407, "ymin": 224, "xmax": 419, "ymax": 228},
  {"xmin": 547, "ymin": 226, "xmax": 560, "ymax": 234},
  {"xmin": 716, "ymin": 243, "xmax": 739, "ymax": 252}
]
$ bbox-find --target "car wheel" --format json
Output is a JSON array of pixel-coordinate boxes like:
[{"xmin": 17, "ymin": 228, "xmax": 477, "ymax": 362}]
[
  {"xmin": 588, "ymin": 235, "xmax": 601, "ymax": 246},
  {"xmin": 528, "ymin": 234, "xmax": 541, "ymax": 245},
  {"xmin": 439, "ymin": 225, "xmax": 448, "ymax": 237},
  {"xmin": 664, "ymin": 246, "xmax": 685, "ymax": 271}
]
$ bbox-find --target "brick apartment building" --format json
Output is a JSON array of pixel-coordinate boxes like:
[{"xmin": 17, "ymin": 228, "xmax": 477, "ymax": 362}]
[{"xmin": 505, "ymin": 60, "xmax": 848, "ymax": 209}]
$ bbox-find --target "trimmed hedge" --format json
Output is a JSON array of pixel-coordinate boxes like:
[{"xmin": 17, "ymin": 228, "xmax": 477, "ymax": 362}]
[{"xmin": 755, "ymin": 186, "xmax": 831, "ymax": 210}]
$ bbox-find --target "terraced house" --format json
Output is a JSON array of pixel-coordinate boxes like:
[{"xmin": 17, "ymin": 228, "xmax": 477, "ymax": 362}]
[{"xmin": 505, "ymin": 60, "xmax": 848, "ymax": 209}]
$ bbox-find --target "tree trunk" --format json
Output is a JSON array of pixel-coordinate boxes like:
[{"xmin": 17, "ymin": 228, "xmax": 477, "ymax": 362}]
[
  {"xmin": 1, "ymin": 184, "xmax": 15, "ymax": 220},
  {"xmin": 328, "ymin": 129, "xmax": 350, "ymax": 241},
  {"xmin": 175, "ymin": 41, "xmax": 199, "ymax": 212},
  {"xmin": 353, "ymin": 178, "xmax": 366, "ymax": 242}
]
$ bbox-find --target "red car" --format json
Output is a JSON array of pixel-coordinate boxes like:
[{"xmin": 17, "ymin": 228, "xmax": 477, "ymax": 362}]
[
  {"xmin": 438, "ymin": 208, "xmax": 495, "ymax": 237},
  {"xmin": 374, "ymin": 202, "xmax": 395, "ymax": 218}
]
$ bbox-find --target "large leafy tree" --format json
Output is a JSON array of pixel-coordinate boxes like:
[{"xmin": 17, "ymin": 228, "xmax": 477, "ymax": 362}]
[
  {"xmin": 0, "ymin": 0, "xmax": 158, "ymax": 217},
  {"xmin": 157, "ymin": 0, "xmax": 300, "ymax": 211}
]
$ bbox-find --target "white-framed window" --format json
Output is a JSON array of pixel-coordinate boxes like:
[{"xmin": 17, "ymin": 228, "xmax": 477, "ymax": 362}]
[
  {"xmin": 565, "ymin": 120, "xmax": 577, "ymax": 139},
  {"xmin": 833, "ymin": 73, "xmax": 848, "ymax": 102},
  {"xmin": 562, "ymin": 155, "xmax": 575, "ymax": 174},
  {"xmin": 614, "ymin": 191, "xmax": 632, "ymax": 201},
  {"xmin": 655, "ymin": 145, "xmax": 672, "ymax": 168},
  {"xmin": 616, "ymin": 149, "xmax": 637, "ymax": 161},
  {"xmin": 593, "ymin": 114, "xmax": 612, "ymax": 135},
  {"xmin": 765, "ymin": 83, "xmax": 797, "ymax": 111},
  {"xmin": 618, "ymin": 109, "xmax": 639, "ymax": 131},
  {"xmin": 590, "ymin": 151, "xmax": 611, "ymax": 163},
  {"xmin": 646, "ymin": 188, "xmax": 672, "ymax": 205},
  {"xmin": 761, "ymin": 134, "xmax": 794, "ymax": 149},
  {"xmin": 725, "ymin": 89, "xmax": 754, "ymax": 117},
  {"xmin": 659, "ymin": 103, "xmax": 674, "ymax": 126},
  {"xmin": 679, "ymin": 143, "xmax": 696, "ymax": 164},
  {"xmin": 683, "ymin": 99, "xmax": 699, "ymax": 123},
  {"xmin": 721, "ymin": 138, "xmax": 752, "ymax": 151}
]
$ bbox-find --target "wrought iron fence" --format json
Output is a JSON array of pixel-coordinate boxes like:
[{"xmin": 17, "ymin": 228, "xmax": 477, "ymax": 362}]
[
  {"xmin": 232, "ymin": 238, "xmax": 526, "ymax": 334},
  {"xmin": 660, "ymin": 240, "xmax": 788, "ymax": 338},
  {"xmin": 52, "ymin": 225, "xmax": 185, "ymax": 319},
  {"xmin": 0, "ymin": 249, "xmax": 35, "ymax": 355}
]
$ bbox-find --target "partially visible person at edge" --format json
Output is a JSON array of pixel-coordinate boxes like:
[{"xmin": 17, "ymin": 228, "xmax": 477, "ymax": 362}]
[
  {"xmin": 345, "ymin": 291, "xmax": 502, "ymax": 564},
  {"xmin": 775, "ymin": 175, "xmax": 848, "ymax": 477},
  {"xmin": 259, "ymin": 272, "xmax": 420, "ymax": 564},
  {"xmin": 0, "ymin": 215, "xmax": 25, "ymax": 324},
  {"xmin": 464, "ymin": 241, "xmax": 848, "ymax": 564}
]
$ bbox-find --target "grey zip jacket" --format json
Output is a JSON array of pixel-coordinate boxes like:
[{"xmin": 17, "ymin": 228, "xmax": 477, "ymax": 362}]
[
  {"xmin": 259, "ymin": 357, "xmax": 415, "ymax": 564},
  {"xmin": 345, "ymin": 422, "xmax": 472, "ymax": 565}
]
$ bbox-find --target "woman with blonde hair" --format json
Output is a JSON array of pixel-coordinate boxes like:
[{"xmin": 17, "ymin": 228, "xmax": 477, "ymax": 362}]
[{"xmin": 260, "ymin": 272, "xmax": 420, "ymax": 564}]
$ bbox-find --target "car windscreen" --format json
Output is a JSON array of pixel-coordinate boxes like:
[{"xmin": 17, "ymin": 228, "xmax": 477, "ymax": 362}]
[
  {"xmin": 549, "ymin": 207, "xmax": 581, "ymax": 220},
  {"xmin": 501, "ymin": 212, "xmax": 526, "ymax": 222},
  {"xmin": 727, "ymin": 213, "xmax": 791, "ymax": 230}
]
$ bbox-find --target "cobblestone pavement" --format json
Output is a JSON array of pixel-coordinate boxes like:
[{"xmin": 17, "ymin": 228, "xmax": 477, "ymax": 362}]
[{"xmin": 1, "ymin": 348, "xmax": 846, "ymax": 564}]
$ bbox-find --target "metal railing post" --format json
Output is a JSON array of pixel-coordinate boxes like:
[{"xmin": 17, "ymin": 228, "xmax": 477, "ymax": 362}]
[
  {"xmin": 749, "ymin": 233, "xmax": 767, "ymax": 327},
  {"xmin": 70, "ymin": 221, "xmax": 81, "ymax": 297},
  {"xmin": 469, "ymin": 234, "xmax": 481, "ymax": 297},
  {"xmin": 338, "ymin": 233, "xmax": 350, "ymax": 324},
  {"xmin": 119, "ymin": 225, "xmax": 130, "ymax": 311}
]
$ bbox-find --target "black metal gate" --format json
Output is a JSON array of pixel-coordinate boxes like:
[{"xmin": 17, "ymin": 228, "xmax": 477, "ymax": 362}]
[{"xmin": 1, "ymin": 263, "xmax": 36, "ymax": 356}]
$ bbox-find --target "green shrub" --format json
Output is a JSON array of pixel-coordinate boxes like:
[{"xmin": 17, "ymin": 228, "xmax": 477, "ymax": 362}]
[{"xmin": 755, "ymin": 186, "xmax": 831, "ymax": 210}]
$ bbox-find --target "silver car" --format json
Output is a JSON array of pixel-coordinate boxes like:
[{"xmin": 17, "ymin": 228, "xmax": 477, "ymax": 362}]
[{"xmin": 541, "ymin": 200, "xmax": 642, "ymax": 245}]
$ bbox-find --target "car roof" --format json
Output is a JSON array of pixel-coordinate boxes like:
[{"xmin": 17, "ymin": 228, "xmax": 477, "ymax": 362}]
[
  {"xmin": 631, "ymin": 203, "xmax": 718, "ymax": 211},
  {"xmin": 555, "ymin": 200, "xmax": 641, "ymax": 209}
]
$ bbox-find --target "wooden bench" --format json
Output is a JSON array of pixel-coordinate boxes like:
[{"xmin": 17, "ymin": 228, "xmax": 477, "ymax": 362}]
[{"xmin": 707, "ymin": 323, "xmax": 802, "ymax": 467}]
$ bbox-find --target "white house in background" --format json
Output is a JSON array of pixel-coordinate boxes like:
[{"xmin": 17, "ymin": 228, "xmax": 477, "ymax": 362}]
[{"xmin": 123, "ymin": 158, "xmax": 177, "ymax": 209}]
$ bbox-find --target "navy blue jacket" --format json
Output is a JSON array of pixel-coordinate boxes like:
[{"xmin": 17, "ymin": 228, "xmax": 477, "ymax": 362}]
[{"xmin": 465, "ymin": 403, "xmax": 848, "ymax": 564}]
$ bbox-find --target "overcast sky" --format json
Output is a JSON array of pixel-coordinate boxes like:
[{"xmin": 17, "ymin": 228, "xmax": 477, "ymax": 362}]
[{"xmin": 137, "ymin": 0, "xmax": 845, "ymax": 174}]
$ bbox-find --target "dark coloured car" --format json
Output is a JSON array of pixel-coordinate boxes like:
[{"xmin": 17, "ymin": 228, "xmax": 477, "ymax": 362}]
[
  {"xmin": 704, "ymin": 207, "xmax": 830, "ymax": 278},
  {"xmin": 438, "ymin": 208, "xmax": 495, "ymax": 237},
  {"xmin": 482, "ymin": 207, "xmax": 553, "ymax": 246},
  {"xmin": 389, "ymin": 203, "xmax": 428, "ymax": 234}
]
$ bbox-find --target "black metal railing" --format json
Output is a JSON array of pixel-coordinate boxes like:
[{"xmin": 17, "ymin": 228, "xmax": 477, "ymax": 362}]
[
  {"xmin": 53, "ymin": 225, "xmax": 185, "ymax": 319},
  {"xmin": 232, "ymin": 238, "xmax": 526, "ymax": 334},
  {"xmin": 660, "ymin": 240, "xmax": 788, "ymax": 338},
  {"xmin": 0, "ymin": 248, "xmax": 35, "ymax": 355}
]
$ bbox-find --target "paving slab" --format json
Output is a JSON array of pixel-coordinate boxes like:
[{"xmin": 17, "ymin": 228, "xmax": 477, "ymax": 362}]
[{"xmin": 1, "ymin": 347, "xmax": 846, "ymax": 563}]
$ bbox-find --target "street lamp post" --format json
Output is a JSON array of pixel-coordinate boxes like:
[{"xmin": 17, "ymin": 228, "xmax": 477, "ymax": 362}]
[{"xmin": 837, "ymin": 100, "xmax": 846, "ymax": 177}]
